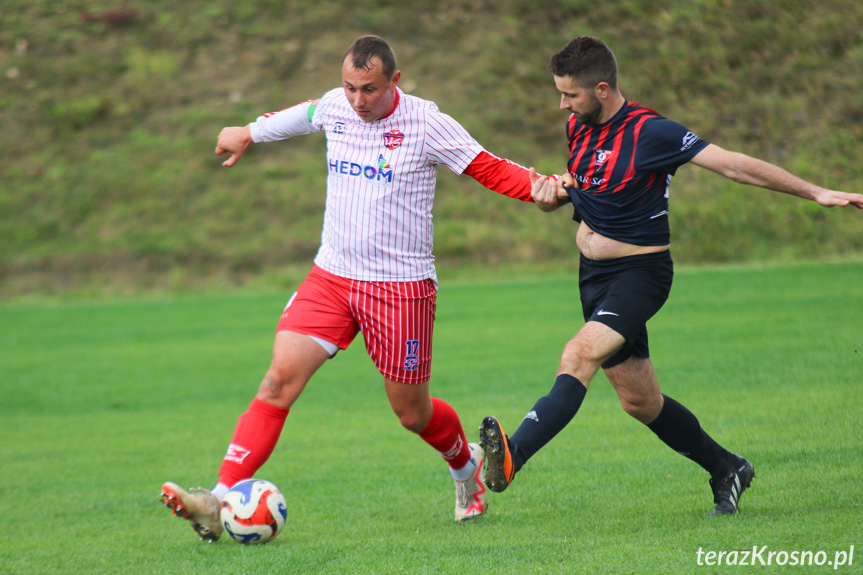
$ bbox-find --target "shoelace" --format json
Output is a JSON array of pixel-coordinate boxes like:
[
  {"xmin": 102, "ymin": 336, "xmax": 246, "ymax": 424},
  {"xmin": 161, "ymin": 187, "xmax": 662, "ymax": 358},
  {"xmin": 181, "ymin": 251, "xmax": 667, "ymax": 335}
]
[
  {"xmin": 456, "ymin": 480, "xmax": 470, "ymax": 507},
  {"xmin": 455, "ymin": 479, "xmax": 476, "ymax": 507}
]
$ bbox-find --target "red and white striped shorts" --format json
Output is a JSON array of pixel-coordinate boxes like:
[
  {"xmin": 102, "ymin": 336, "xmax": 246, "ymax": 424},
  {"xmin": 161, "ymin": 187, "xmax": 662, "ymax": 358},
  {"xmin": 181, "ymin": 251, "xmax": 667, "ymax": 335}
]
[{"xmin": 277, "ymin": 265, "xmax": 436, "ymax": 384}]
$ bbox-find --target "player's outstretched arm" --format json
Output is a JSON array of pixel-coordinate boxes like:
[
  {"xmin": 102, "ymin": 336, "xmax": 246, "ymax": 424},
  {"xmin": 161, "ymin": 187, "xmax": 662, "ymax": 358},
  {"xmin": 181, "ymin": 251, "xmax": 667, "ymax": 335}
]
[
  {"xmin": 691, "ymin": 144, "xmax": 863, "ymax": 209},
  {"xmin": 215, "ymin": 125, "xmax": 253, "ymax": 167}
]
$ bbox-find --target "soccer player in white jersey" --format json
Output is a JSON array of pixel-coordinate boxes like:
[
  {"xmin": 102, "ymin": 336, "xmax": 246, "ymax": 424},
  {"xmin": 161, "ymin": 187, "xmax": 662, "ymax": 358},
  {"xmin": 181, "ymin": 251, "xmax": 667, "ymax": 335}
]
[{"xmin": 160, "ymin": 35, "xmax": 555, "ymax": 540}]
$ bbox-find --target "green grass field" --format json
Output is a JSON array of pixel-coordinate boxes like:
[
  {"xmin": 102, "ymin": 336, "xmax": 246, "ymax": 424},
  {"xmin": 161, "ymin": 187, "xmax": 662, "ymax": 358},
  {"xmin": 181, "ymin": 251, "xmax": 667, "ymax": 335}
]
[{"xmin": 1, "ymin": 262, "xmax": 861, "ymax": 574}]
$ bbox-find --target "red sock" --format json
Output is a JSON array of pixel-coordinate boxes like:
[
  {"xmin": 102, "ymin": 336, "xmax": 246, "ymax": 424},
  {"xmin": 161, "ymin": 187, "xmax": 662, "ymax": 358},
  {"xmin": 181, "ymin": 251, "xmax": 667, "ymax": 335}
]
[
  {"xmin": 218, "ymin": 398, "xmax": 289, "ymax": 488},
  {"xmin": 419, "ymin": 397, "xmax": 471, "ymax": 469}
]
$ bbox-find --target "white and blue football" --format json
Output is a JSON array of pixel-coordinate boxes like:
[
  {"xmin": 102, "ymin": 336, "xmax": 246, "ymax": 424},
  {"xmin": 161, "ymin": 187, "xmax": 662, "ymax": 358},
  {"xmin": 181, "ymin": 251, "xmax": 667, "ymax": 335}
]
[{"xmin": 220, "ymin": 479, "xmax": 287, "ymax": 544}]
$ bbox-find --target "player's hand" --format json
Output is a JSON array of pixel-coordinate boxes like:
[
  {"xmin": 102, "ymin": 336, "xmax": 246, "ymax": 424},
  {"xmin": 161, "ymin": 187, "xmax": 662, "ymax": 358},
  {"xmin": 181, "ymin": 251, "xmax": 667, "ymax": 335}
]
[
  {"xmin": 814, "ymin": 189, "xmax": 863, "ymax": 209},
  {"xmin": 530, "ymin": 168, "xmax": 565, "ymax": 212},
  {"xmin": 215, "ymin": 125, "xmax": 253, "ymax": 167}
]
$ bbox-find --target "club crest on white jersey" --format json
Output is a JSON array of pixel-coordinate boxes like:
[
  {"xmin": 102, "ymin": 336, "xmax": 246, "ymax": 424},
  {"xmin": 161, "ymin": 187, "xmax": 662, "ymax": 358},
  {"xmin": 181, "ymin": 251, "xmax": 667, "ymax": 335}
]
[{"xmin": 383, "ymin": 129, "xmax": 404, "ymax": 150}]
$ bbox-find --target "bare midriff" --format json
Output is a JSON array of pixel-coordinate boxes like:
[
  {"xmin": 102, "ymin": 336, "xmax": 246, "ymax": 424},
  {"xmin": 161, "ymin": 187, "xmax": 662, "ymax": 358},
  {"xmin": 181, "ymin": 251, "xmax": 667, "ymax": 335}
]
[{"xmin": 576, "ymin": 221, "xmax": 670, "ymax": 261}]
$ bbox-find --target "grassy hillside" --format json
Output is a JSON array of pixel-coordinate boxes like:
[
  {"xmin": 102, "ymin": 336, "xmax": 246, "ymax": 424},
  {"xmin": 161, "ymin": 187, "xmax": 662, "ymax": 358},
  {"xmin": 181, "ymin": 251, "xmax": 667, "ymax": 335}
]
[{"xmin": 2, "ymin": 0, "xmax": 862, "ymax": 296}]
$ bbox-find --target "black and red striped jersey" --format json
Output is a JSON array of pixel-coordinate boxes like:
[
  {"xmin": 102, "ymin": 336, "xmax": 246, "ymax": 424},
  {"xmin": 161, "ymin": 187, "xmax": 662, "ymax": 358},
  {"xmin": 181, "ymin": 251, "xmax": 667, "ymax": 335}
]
[{"xmin": 564, "ymin": 101, "xmax": 709, "ymax": 246}]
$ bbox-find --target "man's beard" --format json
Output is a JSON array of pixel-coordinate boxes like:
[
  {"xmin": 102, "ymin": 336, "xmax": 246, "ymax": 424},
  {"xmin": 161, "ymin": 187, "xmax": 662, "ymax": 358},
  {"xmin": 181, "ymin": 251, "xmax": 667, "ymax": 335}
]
[{"xmin": 577, "ymin": 95, "xmax": 603, "ymax": 125}]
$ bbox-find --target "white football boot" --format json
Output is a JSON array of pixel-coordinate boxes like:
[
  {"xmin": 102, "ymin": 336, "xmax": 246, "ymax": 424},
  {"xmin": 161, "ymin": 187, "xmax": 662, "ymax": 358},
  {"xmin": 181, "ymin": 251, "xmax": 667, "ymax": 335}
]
[
  {"xmin": 160, "ymin": 482, "xmax": 223, "ymax": 541},
  {"xmin": 453, "ymin": 443, "xmax": 488, "ymax": 522}
]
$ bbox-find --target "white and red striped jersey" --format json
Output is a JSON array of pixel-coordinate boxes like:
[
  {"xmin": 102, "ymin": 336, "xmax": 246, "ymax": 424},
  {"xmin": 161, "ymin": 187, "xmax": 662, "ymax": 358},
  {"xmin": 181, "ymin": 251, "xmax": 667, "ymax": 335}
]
[{"xmin": 251, "ymin": 87, "xmax": 487, "ymax": 282}]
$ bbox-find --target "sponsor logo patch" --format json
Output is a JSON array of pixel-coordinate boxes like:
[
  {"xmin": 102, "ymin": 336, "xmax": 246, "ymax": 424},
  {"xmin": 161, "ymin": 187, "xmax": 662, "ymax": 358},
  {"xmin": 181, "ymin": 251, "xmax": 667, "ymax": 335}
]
[
  {"xmin": 681, "ymin": 131, "xmax": 700, "ymax": 151},
  {"xmin": 328, "ymin": 155, "xmax": 394, "ymax": 185},
  {"xmin": 224, "ymin": 444, "xmax": 252, "ymax": 464}
]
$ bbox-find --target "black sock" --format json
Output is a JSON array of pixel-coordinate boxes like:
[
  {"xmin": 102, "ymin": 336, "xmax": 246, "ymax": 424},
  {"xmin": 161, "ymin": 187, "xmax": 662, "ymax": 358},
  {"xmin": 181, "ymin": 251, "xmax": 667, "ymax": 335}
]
[
  {"xmin": 510, "ymin": 374, "xmax": 587, "ymax": 472},
  {"xmin": 646, "ymin": 394, "xmax": 732, "ymax": 478}
]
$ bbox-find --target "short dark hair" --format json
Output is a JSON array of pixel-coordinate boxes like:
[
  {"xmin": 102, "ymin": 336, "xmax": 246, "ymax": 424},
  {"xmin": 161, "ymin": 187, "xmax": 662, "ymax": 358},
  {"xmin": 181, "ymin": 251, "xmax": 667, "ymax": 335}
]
[
  {"xmin": 549, "ymin": 36, "xmax": 618, "ymax": 90},
  {"xmin": 345, "ymin": 35, "xmax": 398, "ymax": 79}
]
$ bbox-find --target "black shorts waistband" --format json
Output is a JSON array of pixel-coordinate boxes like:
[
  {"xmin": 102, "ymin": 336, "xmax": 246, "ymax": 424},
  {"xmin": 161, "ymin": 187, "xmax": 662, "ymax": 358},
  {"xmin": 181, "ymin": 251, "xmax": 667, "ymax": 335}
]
[{"xmin": 579, "ymin": 249, "xmax": 672, "ymax": 268}]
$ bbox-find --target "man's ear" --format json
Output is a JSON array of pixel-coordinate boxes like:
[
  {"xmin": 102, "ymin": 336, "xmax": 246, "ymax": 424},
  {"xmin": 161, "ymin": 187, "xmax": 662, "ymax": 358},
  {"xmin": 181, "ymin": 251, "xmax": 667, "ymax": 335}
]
[{"xmin": 594, "ymin": 81, "xmax": 611, "ymax": 100}]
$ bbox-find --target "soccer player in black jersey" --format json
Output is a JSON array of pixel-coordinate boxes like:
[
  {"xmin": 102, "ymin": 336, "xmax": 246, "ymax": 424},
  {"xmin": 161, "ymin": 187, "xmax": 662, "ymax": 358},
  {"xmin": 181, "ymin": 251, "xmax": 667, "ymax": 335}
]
[{"xmin": 480, "ymin": 36, "xmax": 863, "ymax": 516}]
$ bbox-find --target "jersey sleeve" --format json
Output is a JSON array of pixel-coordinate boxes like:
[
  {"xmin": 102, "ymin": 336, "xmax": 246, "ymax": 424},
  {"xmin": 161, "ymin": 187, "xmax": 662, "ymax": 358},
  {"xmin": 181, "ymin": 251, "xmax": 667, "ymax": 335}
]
[
  {"xmin": 249, "ymin": 100, "xmax": 321, "ymax": 143},
  {"xmin": 634, "ymin": 117, "xmax": 709, "ymax": 175},
  {"xmin": 463, "ymin": 151, "xmax": 538, "ymax": 202},
  {"xmin": 423, "ymin": 108, "xmax": 484, "ymax": 175}
]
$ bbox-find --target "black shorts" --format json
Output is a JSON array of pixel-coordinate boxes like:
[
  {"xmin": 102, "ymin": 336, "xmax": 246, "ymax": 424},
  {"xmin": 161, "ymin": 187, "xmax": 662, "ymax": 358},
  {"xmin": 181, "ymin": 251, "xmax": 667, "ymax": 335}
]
[{"xmin": 579, "ymin": 250, "xmax": 673, "ymax": 369}]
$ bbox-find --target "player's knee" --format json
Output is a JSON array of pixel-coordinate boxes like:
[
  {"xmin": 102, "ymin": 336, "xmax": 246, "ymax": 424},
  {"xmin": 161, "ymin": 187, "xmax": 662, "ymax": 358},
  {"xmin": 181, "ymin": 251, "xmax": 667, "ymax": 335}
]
[
  {"xmin": 395, "ymin": 411, "xmax": 425, "ymax": 433},
  {"xmin": 256, "ymin": 367, "xmax": 294, "ymax": 405},
  {"xmin": 390, "ymin": 403, "xmax": 432, "ymax": 433},
  {"xmin": 560, "ymin": 338, "xmax": 603, "ymax": 372},
  {"xmin": 620, "ymin": 399, "xmax": 646, "ymax": 420},
  {"xmin": 620, "ymin": 395, "xmax": 661, "ymax": 424}
]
